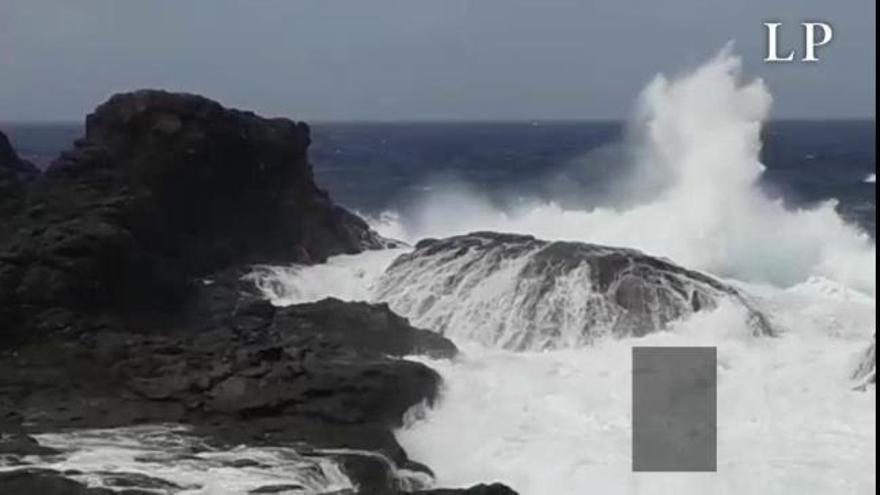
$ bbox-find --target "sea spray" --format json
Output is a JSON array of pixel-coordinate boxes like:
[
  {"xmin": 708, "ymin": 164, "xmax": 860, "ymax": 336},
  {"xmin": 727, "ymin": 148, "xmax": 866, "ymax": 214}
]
[
  {"xmin": 245, "ymin": 46, "xmax": 876, "ymax": 495},
  {"xmin": 366, "ymin": 46, "xmax": 876, "ymax": 295},
  {"xmin": 395, "ymin": 293, "xmax": 875, "ymax": 495},
  {"xmin": 0, "ymin": 426, "xmax": 357, "ymax": 494},
  {"xmin": 371, "ymin": 232, "xmax": 773, "ymax": 350}
]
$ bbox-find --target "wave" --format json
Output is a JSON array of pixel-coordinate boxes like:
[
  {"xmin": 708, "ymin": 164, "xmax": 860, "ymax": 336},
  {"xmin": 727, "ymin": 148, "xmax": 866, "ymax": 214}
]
[
  {"xmin": 0, "ymin": 425, "xmax": 434, "ymax": 494},
  {"xmin": 244, "ymin": 46, "xmax": 876, "ymax": 495},
  {"xmin": 866, "ymin": 173, "xmax": 877, "ymax": 184},
  {"xmin": 0, "ymin": 425, "xmax": 355, "ymax": 493},
  {"xmin": 396, "ymin": 286, "xmax": 876, "ymax": 494},
  {"xmin": 367, "ymin": 45, "xmax": 875, "ymax": 296}
]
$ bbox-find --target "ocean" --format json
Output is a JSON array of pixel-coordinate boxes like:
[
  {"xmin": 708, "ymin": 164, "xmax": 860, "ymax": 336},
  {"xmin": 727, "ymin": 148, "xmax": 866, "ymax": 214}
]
[
  {"xmin": 1, "ymin": 120, "xmax": 875, "ymax": 237},
  {"xmin": 0, "ymin": 51, "xmax": 876, "ymax": 494}
]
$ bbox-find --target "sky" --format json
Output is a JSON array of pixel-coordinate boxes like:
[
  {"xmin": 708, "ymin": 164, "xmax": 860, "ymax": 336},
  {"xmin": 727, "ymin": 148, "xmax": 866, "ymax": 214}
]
[{"xmin": 0, "ymin": 0, "xmax": 875, "ymax": 122}]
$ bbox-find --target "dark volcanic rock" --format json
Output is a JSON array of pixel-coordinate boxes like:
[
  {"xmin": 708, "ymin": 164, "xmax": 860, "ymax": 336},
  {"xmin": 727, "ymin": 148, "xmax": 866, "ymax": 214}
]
[
  {"xmin": 0, "ymin": 433, "xmax": 60, "ymax": 456},
  {"xmin": 0, "ymin": 90, "xmax": 385, "ymax": 345},
  {"xmin": 375, "ymin": 232, "xmax": 773, "ymax": 350},
  {"xmin": 0, "ymin": 294, "xmax": 455, "ymax": 455},
  {"xmin": 269, "ymin": 297, "xmax": 457, "ymax": 359},
  {"xmin": 0, "ymin": 130, "xmax": 39, "ymax": 179},
  {"xmin": 0, "ymin": 129, "xmax": 39, "ymax": 215},
  {"xmin": 0, "ymin": 294, "xmax": 456, "ymax": 491},
  {"xmin": 0, "ymin": 469, "xmax": 157, "ymax": 494},
  {"xmin": 0, "ymin": 469, "xmax": 118, "ymax": 495},
  {"xmin": 53, "ymin": 90, "xmax": 383, "ymax": 267},
  {"xmin": 413, "ymin": 483, "xmax": 519, "ymax": 495},
  {"xmin": 0, "ymin": 93, "xmax": 506, "ymax": 494}
]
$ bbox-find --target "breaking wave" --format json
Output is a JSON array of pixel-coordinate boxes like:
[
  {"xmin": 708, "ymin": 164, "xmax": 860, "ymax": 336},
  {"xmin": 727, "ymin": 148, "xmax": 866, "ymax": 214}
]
[
  {"xmin": 367, "ymin": 45, "xmax": 875, "ymax": 296},
  {"xmin": 371, "ymin": 232, "xmax": 772, "ymax": 350},
  {"xmin": 246, "ymin": 46, "xmax": 876, "ymax": 494},
  {"xmin": 0, "ymin": 426, "xmax": 355, "ymax": 494}
]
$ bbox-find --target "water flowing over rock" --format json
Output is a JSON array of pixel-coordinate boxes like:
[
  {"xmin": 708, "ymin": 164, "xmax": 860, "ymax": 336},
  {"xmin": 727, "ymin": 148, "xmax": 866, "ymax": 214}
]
[
  {"xmin": 374, "ymin": 232, "xmax": 773, "ymax": 350},
  {"xmin": 852, "ymin": 335, "xmax": 876, "ymax": 389},
  {"xmin": 0, "ymin": 276, "xmax": 457, "ymax": 492}
]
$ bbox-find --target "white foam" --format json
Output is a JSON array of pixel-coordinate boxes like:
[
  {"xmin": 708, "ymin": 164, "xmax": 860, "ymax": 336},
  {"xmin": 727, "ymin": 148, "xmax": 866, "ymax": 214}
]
[
  {"xmin": 1, "ymin": 425, "xmax": 356, "ymax": 494},
  {"xmin": 366, "ymin": 46, "xmax": 876, "ymax": 296},
  {"xmin": 383, "ymin": 46, "xmax": 875, "ymax": 494},
  {"xmin": 246, "ymin": 248, "xmax": 407, "ymax": 306},
  {"xmin": 396, "ymin": 290, "xmax": 876, "ymax": 495},
  {"xmin": 236, "ymin": 45, "xmax": 876, "ymax": 495}
]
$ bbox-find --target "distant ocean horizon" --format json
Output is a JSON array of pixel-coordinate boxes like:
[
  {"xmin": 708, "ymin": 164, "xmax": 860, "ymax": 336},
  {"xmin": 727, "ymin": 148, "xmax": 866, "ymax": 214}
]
[{"xmin": 3, "ymin": 119, "xmax": 874, "ymax": 236}]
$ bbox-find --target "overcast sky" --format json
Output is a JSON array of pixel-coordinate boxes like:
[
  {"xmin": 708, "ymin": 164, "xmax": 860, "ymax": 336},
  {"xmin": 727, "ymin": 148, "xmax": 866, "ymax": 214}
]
[{"xmin": 0, "ymin": 0, "xmax": 875, "ymax": 121}]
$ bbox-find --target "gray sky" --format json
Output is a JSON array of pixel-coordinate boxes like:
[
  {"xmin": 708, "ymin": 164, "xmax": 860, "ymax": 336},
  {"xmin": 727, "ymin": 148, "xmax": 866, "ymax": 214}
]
[{"xmin": 0, "ymin": 0, "xmax": 874, "ymax": 121}]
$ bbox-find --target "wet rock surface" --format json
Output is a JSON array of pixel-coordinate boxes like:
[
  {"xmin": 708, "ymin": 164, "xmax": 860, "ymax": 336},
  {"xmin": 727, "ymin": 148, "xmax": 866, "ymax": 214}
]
[
  {"xmin": 375, "ymin": 231, "xmax": 773, "ymax": 350},
  {"xmin": 852, "ymin": 335, "xmax": 876, "ymax": 388},
  {"xmin": 0, "ymin": 469, "xmax": 152, "ymax": 495},
  {"xmin": 413, "ymin": 484, "xmax": 519, "ymax": 495},
  {"xmin": 0, "ymin": 287, "xmax": 456, "ymax": 491}
]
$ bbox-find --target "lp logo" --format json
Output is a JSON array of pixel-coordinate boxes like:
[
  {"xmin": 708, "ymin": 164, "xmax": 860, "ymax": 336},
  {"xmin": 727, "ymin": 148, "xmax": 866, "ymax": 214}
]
[{"xmin": 764, "ymin": 22, "xmax": 833, "ymax": 62}]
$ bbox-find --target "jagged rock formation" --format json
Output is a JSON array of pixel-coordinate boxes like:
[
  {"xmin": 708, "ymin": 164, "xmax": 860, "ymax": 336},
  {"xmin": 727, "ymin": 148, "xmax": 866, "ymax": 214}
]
[
  {"xmin": 0, "ymin": 90, "xmax": 385, "ymax": 345},
  {"xmin": 0, "ymin": 130, "xmax": 39, "ymax": 215},
  {"xmin": 0, "ymin": 93, "xmax": 515, "ymax": 494},
  {"xmin": 374, "ymin": 232, "xmax": 773, "ymax": 350}
]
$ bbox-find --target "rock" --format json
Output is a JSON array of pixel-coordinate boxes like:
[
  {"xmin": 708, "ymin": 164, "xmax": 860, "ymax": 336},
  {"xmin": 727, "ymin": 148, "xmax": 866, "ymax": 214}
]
[
  {"xmin": 0, "ymin": 129, "xmax": 38, "ymax": 215},
  {"xmin": 248, "ymin": 484, "xmax": 307, "ymax": 493},
  {"xmin": 0, "ymin": 90, "xmax": 385, "ymax": 346},
  {"xmin": 0, "ymin": 93, "xmax": 508, "ymax": 493},
  {"xmin": 852, "ymin": 335, "xmax": 876, "ymax": 388},
  {"xmin": 0, "ymin": 433, "xmax": 60, "ymax": 456},
  {"xmin": 92, "ymin": 472, "xmax": 187, "ymax": 491},
  {"xmin": 0, "ymin": 469, "xmax": 137, "ymax": 495},
  {"xmin": 412, "ymin": 483, "xmax": 519, "ymax": 495},
  {"xmin": 273, "ymin": 298, "xmax": 458, "ymax": 359},
  {"xmin": 375, "ymin": 231, "xmax": 773, "ymax": 350},
  {"xmin": 0, "ymin": 296, "xmax": 456, "ymax": 485},
  {"xmin": 59, "ymin": 90, "xmax": 385, "ymax": 267}
]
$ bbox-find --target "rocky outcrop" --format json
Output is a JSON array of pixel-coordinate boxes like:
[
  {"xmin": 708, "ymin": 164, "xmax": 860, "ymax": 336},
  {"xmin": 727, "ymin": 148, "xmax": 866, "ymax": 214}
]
[
  {"xmin": 0, "ymin": 468, "xmax": 516, "ymax": 495},
  {"xmin": 0, "ymin": 295, "xmax": 453, "ymax": 444},
  {"xmin": 0, "ymin": 130, "xmax": 39, "ymax": 215},
  {"xmin": 0, "ymin": 93, "xmax": 515, "ymax": 494},
  {"xmin": 374, "ymin": 232, "xmax": 773, "ymax": 350},
  {"xmin": 0, "ymin": 90, "xmax": 385, "ymax": 345},
  {"xmin": 852, "ymin": 335, "xmax": 876, "ymax": 389},
  {"xmin": 0, "ymin": 290, "xmax": 457, "ymax": 491},
  {"xmin": 414, "ymin": 485, "xmax": 518, "ymax": 495},
  {"xmin": 0, "ymin": 470, "xmax": 135, "ymax": 495}
]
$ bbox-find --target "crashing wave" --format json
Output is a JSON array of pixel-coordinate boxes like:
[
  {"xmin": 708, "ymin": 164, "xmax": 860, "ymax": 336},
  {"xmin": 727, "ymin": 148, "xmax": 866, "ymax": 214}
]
[
  {"xmin": 373, "ymin": 232, "xmax": 772, "ymax": 350},
  {"xmin": 0, "ymin": 425, "xmax": 356, "ymax": 494}
]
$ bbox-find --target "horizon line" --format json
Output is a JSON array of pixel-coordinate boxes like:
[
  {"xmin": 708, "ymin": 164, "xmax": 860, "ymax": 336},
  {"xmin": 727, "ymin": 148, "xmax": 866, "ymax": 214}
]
[{"xmin": 1, "ymin": 117, "xmax": 876, "ymax": 126}]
